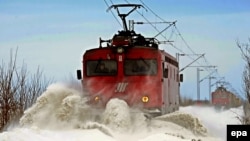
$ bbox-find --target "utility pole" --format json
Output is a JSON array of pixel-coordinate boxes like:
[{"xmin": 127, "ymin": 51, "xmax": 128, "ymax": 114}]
[
  {"xmin": 199, "ymin": 68, "xmax": 217, "ymax": 103},
  {"xmin": 208, "ymin": 76, "xmax": 216, "ymax": 104},
  {"xmin": 194, "ymin": 66, "xmax": 216, "ymax": 101},
  {"xmin": 197, "ymin": 68, "xmax": 203, "ymax": 101}
]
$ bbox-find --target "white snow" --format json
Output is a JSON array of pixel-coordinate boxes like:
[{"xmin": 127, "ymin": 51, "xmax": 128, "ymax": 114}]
[
  {"xmin": 155, "ymin": 111, "xmax": 208, "ymax": 136},
  {"xmin": 0, "ymin": 128, "xmax": 115, "ymax": 141},
  {"xmin": 0, "ymin": 83, "xmax": 243, "ymax": 141},
  {"xmin": 102, "ymin": 98, "xmax": 132, "ymax": 132},
  {"xmin": 19, "ymin": 83, "xmax": 93, "ymax": 130},
  {"xmin": 180, "ymin": 105, "xmax": 243, "ymax": 140}
]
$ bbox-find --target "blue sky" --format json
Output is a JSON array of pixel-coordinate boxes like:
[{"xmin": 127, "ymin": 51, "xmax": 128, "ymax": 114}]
[{"xmin": 0, "ymin": 0, "xmax": 250, "ymax": 100}]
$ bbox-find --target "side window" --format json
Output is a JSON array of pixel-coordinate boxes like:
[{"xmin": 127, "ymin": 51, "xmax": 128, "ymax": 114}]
[{"xmin": 162, "ymin": 63, "xmax": 168, "ymax": 78}]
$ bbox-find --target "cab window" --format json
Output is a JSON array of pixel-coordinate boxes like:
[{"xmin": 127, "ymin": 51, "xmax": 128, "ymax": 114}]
[
  {"xmin": 86, "ymin": 60, "xmax": 117, "ymax": 76},
  {"xmin": 124, "ymin": 59, "xmax": 157, "ymax": 75}
]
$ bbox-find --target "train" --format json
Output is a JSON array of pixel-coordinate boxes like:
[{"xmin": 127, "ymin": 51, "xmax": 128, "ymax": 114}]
[
  {"xmin": 76, "ymin": 4, "xmax": 183, "ymax": 115},
  {"xmin": 211, "ymin": 86, "xmax": 242, "ymax": 109}
]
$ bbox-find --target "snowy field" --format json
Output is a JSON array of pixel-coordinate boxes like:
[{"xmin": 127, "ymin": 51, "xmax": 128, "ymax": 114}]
[{"xmin": 0, "ymin": 83, "xmax": 243, "ymax": 141}]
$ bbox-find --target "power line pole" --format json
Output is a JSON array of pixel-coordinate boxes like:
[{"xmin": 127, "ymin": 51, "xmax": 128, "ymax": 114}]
[
  {"xmin": 209, "ymin": 76, "xmax": 216, "ymax": 104},
  {"xmin": 197, "ymin": 68, "xmax": 203, "ymax": 101},
  {"xmin": 195, "ymin": 66, "xmax": 216, "ymax": 101}
]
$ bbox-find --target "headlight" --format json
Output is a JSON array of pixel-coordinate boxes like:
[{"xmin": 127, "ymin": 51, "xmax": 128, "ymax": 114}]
[
  {"xmin": 142, "ymin": 96, "xmax": 149, "ymax": 103},
  {"xmin": 117, "ymin": 47, "xmax": 124, "ymax": 53},
  {"xmin": 94, "ymin": 96, "xmax": 100, "ymax": 102}
]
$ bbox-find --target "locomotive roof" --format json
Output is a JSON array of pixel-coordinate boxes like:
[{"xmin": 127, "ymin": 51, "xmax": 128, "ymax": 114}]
[
  {"xmin": 97, "ymin": 4, "xmax": 159, "ymax": 49},
  {"xmin": 212, "ymin": 86, "xmax": 232, "ymax": 95}
]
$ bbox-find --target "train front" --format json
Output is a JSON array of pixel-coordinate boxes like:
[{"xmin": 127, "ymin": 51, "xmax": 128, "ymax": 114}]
[{"xmin": 77, "ymin": 31, "xmax": 165, "ymax": 114}]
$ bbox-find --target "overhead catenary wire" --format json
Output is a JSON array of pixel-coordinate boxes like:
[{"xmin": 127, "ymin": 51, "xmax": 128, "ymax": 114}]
[
  {"xmin": 137, "ymin": 1, "xmax": 236, "ymax": 92},
  {"xmin": 174, "ymin": 25, "xmax": 214, "ymax": 72},
  {"xmin": 137, "ymin": 0, "xmax": 218, "ymax": 72},
  {"xmin": 123, "ymin": 0, "xmax": 185, "ymax": 53},
  {"xmin": 103, "ymin": 0, "xmax": 240, "ymax": 98},
  {"xmin": 104, "ymin": 0, "xmax": 230, "ymax": 90},
  {"xmin": 137, "ymin": 1, "xmax": 238, "ymax": 92},
  {"xmin": 107, "ymin": 0, "xmax": 214, "ymax": 71}
]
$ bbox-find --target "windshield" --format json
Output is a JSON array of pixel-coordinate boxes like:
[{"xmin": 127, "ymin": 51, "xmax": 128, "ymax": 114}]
[
  {"xmin": 86, "ymin": 60, "xmax": 117, "ymax": 76},
  {"xmin": 124, "ymin": 59, "xmax": 157, "ymax": 75}
]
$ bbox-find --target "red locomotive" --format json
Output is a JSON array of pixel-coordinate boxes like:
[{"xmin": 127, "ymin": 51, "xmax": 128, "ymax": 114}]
[
  {"xmin": 211, "ymin": 86, "xmax": 241, "ymax": 108},
  {"xmin": 77, "ymin": 4, "xmax": 183, "ymax": 115}
]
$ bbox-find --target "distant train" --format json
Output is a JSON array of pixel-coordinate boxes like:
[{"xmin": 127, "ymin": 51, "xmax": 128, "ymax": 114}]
[
  {"xmin": 76, "ymin": 4, "xmax": 183, "ymax": 115},
  {"xmin": 211, "ymin": 86, "xmax": 242, "ymax": 108}
]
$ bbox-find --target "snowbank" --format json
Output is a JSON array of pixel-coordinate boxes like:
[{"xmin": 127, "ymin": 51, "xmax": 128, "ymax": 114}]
[
  {"xmin": 102, "ymin": 98, "xmax": 131, "ymax": 132},
  {"xmin": 20, "ymin": 83, "xmax": 93, "ymax": 129},
  {"xmin": 101, "ymin": 98, "xmax": 149, "ymax": 134},
  {"xmin": 180, "ymin": 105, "xmax": 243, "ymax": 140},
  {"xmin": 155, "ymin": 111, "xmax": 207, "ymax": 136}
]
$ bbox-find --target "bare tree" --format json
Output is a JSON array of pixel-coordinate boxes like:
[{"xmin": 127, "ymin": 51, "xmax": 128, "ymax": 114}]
[
  {"xmin": 0, "ymin": 49, "xmax": 51, "ymax": 131},
  {"xmin": 237, "ymin": 39, "xmax": 250, "ymax": 124}
]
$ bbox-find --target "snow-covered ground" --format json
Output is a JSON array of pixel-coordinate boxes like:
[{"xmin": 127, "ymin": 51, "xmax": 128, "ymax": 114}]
[
  {"xmin": 180, "ymin": 105, "xmax": 242, "ymax": 140},
  {"xmin": 0, "ymin": 83, "xmax": 243, "ymax": 141}
]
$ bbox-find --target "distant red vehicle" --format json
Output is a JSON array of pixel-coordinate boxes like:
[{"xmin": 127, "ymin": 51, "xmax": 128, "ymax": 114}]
[
  {"xmin": 211, "ymin": 86, "xmax": 241, "ymax": 108},
  {"xmin": 77, "ymin": 4, "xmax": 183, "ymax": 115}
]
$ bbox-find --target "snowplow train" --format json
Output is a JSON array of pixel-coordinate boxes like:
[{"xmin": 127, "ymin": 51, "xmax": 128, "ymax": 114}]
[{"xmin": 77, "ymin": 4, "xmax": 183, "ymax": 116}]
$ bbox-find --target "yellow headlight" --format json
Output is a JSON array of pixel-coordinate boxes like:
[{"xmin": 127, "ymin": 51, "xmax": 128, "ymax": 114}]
[
  {"xmin": 94, "ymin": 96, "xmax": 100, "ymax": 102},
  {"xmin": 142, "ymin": 96, "xmax": 149, "ymax": 103}
]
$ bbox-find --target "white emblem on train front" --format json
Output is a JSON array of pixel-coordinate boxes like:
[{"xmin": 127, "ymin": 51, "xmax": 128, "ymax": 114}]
[
  {"xmin": 115, "ymin": 82, "xmax": 128, "ymax": 93},
  {"xmin": 118, "ymin": 55, "xmax": 123, "ymax": 62}
]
